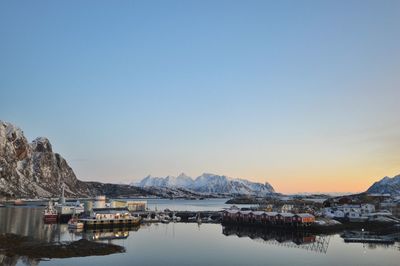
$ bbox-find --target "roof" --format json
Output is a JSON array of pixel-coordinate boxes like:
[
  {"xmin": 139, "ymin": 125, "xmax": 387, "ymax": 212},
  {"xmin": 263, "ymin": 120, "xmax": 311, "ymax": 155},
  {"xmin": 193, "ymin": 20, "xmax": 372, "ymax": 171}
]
[
  {"xmin": 93, "ymin": 207, "xmax": 129, "ymax": 214},
  {"xmin": 239, "ymin": 211, "xmax": 252, "ymax": 215},
  {"xmin": 295, "ymin": 213, "xmax": 314, "ymax": 218},
  {"xmin": 252, "ymin": 211, "xmax": 265, "ymax": 216},
  {"xmin": 265, "ymin": 212, "xmax": 278, "ymax": 216},
  {"xmin": 278, "ymin": 213, "xmax": 294, "ymax": 217},
  {"xmin": 225, "ymin": 210, "xmax": 239, "ymax": 214}
]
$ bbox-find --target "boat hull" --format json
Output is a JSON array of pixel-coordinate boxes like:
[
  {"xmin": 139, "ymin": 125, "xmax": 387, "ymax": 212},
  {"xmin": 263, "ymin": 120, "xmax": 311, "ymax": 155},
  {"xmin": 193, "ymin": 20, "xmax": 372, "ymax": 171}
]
[
  {"xmin": 79, "ymin": 218, "xmax": 141, "ymax": 229},
  {"xmin": 44, "ymin": 215, "xmax": 58, "ymax": 223}
]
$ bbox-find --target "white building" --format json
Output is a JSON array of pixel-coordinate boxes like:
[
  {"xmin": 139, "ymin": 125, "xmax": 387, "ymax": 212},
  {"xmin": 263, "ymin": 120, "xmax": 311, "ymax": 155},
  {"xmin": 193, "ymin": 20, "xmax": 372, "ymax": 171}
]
[{"xmin": 323, "ymin": 204, "xmax": 375, "ymax": 219}]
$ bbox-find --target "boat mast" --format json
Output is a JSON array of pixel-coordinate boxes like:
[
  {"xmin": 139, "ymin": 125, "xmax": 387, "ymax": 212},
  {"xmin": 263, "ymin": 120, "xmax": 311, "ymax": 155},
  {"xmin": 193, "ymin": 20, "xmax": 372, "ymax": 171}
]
[{"xmin": 60, "ymin": 183, "xmax": 66, "ymax": 204}]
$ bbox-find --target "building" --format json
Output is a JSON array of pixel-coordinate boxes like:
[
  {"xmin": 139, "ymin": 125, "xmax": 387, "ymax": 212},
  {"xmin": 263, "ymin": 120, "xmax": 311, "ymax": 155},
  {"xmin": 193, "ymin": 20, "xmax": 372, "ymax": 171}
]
[
  {"xmin": 110, "ymin": 200, "xmax": 147, "ymax": 212},
  {"xmin": 323, "ymin": 203, "xmax": 375, "ymax": 220},
  {"xmin": 222, "ymin": 209, "xmax": 314, "ymax": 227}
]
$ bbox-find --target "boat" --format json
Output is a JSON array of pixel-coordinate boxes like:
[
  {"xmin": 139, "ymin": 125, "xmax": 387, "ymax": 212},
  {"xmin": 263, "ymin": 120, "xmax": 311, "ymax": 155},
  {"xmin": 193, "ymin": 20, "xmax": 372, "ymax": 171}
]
[
  {"xmin": 188, "ymin": 213, "xmax": 202, "ymax": 224},
  {"xmin": 202, "ymin": 216, "xmax": 214, "ymax": 223},
  {"xmin": 55, "ymin": 183, "xmax": 84, "ymax": 223},
  {"xmin": 14, "ymin": 199, "xmax": 24, "ymax": 206},
  {"xmin": 160, "ymin": 214, "xmax": 171, "ymax": 224},
  {"xmin": 188, "ymin": 213, "xmax": 202, "ymax": 223},
  {"xmin": 142, "ymin": 213, "xmax": 154, "ymax": 223},
  {"xmin": 79, "ymin": 207, "xmax": 141, "ymax": 228},
  {"xmin": 68, "ymin": 217, "xmax": 84, "ymax": 229},
  {"xmin": 172, "ymin": 212, "xmax": 181, "ymax": 222},
  {"xmin": 43, "ymin": 201, "xmax": 58, "ymax": 223}
]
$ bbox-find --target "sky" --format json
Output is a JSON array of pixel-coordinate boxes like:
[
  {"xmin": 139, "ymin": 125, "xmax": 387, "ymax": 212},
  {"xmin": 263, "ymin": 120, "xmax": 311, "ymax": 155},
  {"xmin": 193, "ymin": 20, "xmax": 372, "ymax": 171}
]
[{"xmin": 1, "ymin": 0, "xmax": 399, "ymax": 194}]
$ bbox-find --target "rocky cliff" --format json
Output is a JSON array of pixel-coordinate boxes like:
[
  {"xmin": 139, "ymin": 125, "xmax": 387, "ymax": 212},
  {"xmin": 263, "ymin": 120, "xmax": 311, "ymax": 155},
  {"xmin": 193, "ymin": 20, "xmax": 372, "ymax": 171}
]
[
  {"xmin": 0, "ymin": 121, "xmax": 95, "ymax": 198},
  {"xmin": 0, "ymin": 121, "xmax": 207, "ymax": 199},
  {"xmin": 0, "ymin": 121, "xmax": 157, "ymax": 199}
]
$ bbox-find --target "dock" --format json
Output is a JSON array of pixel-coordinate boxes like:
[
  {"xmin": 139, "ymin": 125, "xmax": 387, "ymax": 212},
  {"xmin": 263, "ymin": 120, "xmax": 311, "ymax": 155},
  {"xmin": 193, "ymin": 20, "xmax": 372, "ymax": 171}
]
[{"xmin": 341, "ymin": 231, "xmax": 396, "ymax": 244}]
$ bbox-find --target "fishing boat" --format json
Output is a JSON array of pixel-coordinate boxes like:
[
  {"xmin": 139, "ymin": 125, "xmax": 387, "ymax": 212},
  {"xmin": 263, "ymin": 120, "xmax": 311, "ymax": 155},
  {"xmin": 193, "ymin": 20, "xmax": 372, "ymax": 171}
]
[
  {"xmin": 201, "ymin": 216, "xmax": 214, "ymax": 223},
  {"xmin": 43, "ymin": 201, "xmax": 58, "ymax": 223},
  {"xmin": 55, "ymin": 183, "xmax": 84, "ymax": 223},
  {"xmin": 172, "ymin": 212, "xmax": 181, "ymax": 222},
  {"xmin": 68, "ymin": 217, "xmax": 84, "ymax": 229},
  {"xmin": 160, "ymin": 214, "xmax": 171, "ymax": 224},
  {"xmin": 143, "ymin": 213, "xmax": 153, "ymax": 223}
]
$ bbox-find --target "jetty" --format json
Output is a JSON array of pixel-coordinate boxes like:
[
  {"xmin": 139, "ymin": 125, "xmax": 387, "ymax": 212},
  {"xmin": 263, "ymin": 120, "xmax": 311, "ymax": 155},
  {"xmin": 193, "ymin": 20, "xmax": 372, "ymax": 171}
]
[{"xmin": 341, "ymin": 231, "xmax": 396, "ymax": 244}]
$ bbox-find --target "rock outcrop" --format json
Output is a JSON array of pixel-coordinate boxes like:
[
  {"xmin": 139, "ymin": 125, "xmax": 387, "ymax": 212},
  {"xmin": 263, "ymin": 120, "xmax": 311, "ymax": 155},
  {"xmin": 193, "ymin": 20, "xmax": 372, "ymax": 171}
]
[
  {"xmin": 0, "ymin": 121, "xmax": 198, "ymax": 199},
  {"xmin": 0, "ymin": 121, "xmax": 94, "ymax": 198}
]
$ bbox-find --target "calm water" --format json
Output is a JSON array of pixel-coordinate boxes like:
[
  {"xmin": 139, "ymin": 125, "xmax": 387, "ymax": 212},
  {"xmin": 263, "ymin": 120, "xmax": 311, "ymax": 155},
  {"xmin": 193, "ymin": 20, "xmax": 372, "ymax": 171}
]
[{"xmin": 0, "ymin": 200, "xmax": 399, "ymax": 266}]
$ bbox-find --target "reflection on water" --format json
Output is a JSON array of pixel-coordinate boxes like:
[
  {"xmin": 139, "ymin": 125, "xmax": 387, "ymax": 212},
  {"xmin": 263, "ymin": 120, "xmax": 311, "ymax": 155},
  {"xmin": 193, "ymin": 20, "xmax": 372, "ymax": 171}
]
[
  {"xmin": 0, "ymin": 207, "xmax": 67, "ymax": 243},
  {"xmin": 1, "ymin": 206, "xmax": 400, "ymax": 266},
  {"xmin": 80, "ymin": 227, "xmax": 138, "ymax": 241},
  {"xmin": 223, "ymin": 224, "xmax": 331, "ymax": 254}
]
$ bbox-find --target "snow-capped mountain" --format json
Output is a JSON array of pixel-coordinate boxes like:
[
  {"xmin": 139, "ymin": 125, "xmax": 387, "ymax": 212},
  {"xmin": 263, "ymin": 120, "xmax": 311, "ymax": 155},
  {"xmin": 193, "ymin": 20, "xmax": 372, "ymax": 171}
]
[
  {"xmin": 135, "ymin": 173, "xmax": 275, "ymax": 196},
  {"xmin": 367, "ymin": 174, "xmax": 400, "ymax": 196}
]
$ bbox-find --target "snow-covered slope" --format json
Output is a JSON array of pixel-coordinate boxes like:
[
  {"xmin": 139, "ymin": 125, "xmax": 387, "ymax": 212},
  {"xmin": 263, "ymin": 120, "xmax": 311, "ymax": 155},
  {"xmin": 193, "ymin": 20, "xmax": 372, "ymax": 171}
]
[
  {"xmin": 367, "ymin": 174, "xmax": 400, "ymax": 196},
  {"xmin": 135, "ymin": 173, "xmax": 275, "ymax": 196}
]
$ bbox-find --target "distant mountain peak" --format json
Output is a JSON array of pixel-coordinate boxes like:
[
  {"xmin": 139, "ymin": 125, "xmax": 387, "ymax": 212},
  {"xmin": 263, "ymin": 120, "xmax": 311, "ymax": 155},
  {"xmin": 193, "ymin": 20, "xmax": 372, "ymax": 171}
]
[{"xmin": 367, "ymin": 174, "xmax": 400, "ymax": 196}]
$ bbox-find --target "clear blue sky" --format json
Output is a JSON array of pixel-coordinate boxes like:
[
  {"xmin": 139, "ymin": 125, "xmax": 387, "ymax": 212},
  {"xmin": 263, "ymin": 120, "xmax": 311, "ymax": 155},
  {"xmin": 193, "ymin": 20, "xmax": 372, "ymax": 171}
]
[{"xmin": 1, "ymin": 1, "xmax": 399, "ymax": 193}]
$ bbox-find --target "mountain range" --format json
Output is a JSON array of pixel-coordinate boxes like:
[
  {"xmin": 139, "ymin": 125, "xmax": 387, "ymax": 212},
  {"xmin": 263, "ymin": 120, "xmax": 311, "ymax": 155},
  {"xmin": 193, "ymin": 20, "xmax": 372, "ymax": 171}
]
[
  {"xmin": 135, "ymin": 173, "xmax": 276, "ymax": 196},
  {"xmin": 2, "ymin": 120, "xmax": 400, "ymax": 199}
]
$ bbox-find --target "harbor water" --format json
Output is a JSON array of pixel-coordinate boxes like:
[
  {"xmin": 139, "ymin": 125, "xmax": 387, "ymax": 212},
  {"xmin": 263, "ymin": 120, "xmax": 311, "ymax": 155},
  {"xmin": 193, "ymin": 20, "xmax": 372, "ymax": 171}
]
[{"xmin": 0, "ymin": 199, "xmax": 399, "ymax": 266}]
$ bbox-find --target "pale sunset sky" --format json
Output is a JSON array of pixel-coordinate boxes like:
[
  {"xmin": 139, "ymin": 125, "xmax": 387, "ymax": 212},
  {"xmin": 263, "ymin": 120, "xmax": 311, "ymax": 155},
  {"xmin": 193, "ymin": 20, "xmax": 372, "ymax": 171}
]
[{"xmin": 1, "ymin": 1, "xmax": 399, "ymax": 193}]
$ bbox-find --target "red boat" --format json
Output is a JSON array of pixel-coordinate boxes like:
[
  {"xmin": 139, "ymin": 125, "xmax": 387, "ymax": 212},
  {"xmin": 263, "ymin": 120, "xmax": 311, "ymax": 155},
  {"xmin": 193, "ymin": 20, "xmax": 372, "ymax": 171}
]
[{"xmin": 43, "ymin": 201, "xmax": 58, "ymax": 223}]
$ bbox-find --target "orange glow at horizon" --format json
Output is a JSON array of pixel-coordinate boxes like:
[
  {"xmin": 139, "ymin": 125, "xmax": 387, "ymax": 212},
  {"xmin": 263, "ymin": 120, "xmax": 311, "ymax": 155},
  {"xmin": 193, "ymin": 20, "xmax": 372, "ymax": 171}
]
[{"xmin": 248, "ymin": 167, "xmax": 400, "ymax": 194}]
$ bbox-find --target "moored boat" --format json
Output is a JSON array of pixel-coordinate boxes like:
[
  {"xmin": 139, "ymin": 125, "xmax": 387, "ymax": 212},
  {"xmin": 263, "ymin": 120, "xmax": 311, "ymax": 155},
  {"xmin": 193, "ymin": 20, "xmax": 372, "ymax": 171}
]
[
  {"xmin": 79, "ymin": 207, "xmax": 141, "ymax": 229},
  {"xmin": 68, "ymin": 217, "xmax": 84, "ymax": 229},
  {"xmin": 43, "ymin": 201, "xmax": 58, "ymax": 223},
  {"xmin": 172, "ymin": 212, "xmax": 181, "ymax": 222}
]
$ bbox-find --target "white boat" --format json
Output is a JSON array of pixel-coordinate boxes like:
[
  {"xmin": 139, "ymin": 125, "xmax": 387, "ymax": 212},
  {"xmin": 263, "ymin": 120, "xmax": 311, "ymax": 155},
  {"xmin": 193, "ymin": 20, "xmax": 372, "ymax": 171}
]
[
  {"xmin": 152, "ymin": 214, "xmax": 160, "ymax": 222},
  {"xmin": 188, "ymin": 213, "xmax": 202, "ymax": 224},
  {"xmin": 172, "ymin": 212, "xmax": 181, "ymax": 222},
  {"xmin": 202, "ymin": 216, "xmax": 213, "ymax": 223},
  {"xmin": 143, "ymin": 213, "xmax": 153, "ymax": 223},
  {"xmin": 160, "ymin": 214, "xmax": 171, "ymax": 223}
]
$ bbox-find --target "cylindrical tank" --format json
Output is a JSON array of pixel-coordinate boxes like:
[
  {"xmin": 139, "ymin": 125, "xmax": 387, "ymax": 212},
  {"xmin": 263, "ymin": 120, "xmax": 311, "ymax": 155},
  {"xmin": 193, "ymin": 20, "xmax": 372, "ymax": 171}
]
[
  {"xmin": 94, "ymin": 195, "xmax": 106, "ymax": 209},
  {"xmin": 84, "ymin": 200, "xmax": 93, "ymax": 213}
]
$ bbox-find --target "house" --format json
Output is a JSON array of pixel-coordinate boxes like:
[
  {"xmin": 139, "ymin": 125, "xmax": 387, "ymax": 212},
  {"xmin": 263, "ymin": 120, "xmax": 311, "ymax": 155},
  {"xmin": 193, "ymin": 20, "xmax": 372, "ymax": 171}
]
[
  {"xmin": 280, "ymin": 204, "xmax": 294, "ymax": 213},
  {"xmin": 323, "ymin": 203, "xmax": 375, "ymax": 220},
  {"xmin": 222, "ymin": 210, "xmax": 315, "ymax": 226},
  {"xmin": 293, "ymin": 213, "xmax": 315, "ymax": 224},
  {"xmin": 277, "ymin": 213, "xmax": 294, "ymax": 224}
]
